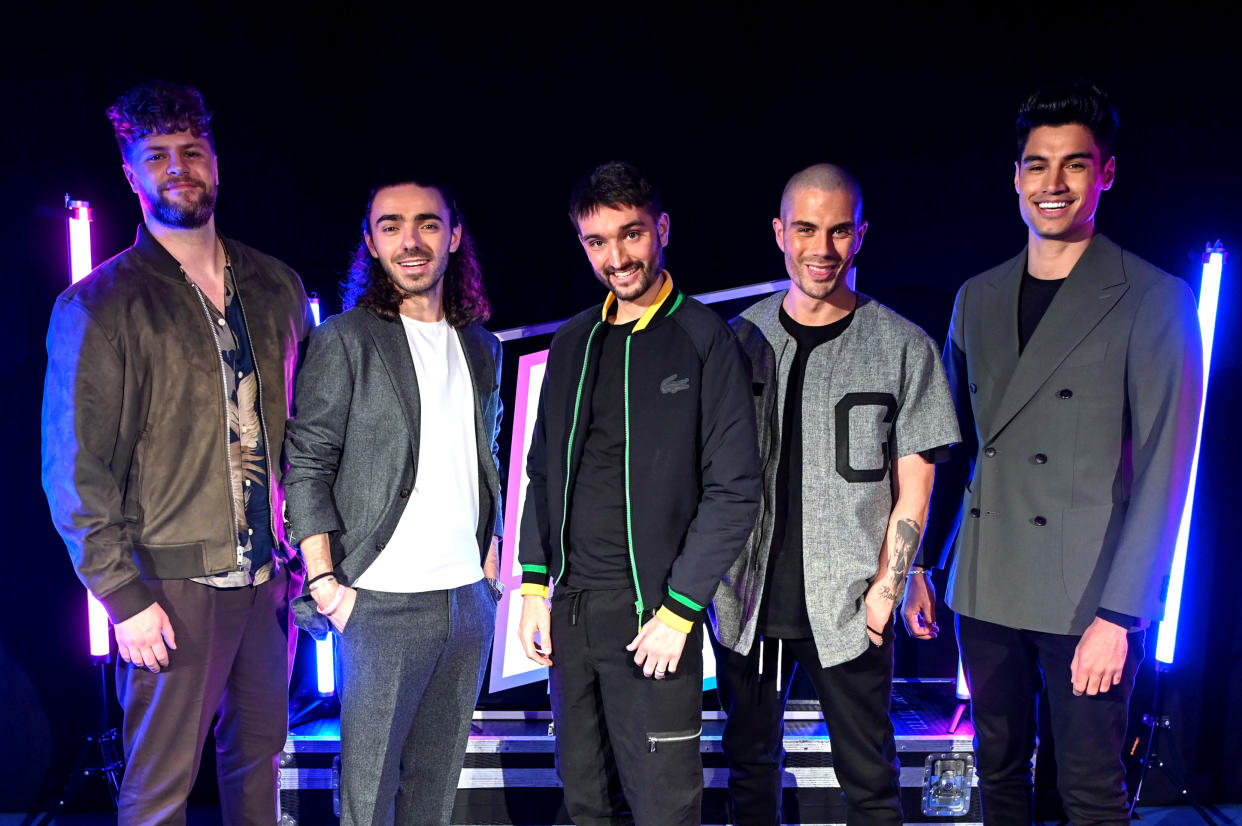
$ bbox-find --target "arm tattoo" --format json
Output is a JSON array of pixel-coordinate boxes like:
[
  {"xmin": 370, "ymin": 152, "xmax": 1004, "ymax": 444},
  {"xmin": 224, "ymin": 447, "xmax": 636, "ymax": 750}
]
[
  {"xmin": 878, "ymin": 584, "xmax": 900, "ymax": 602},
  {"xmin": 887, "ymin": 518, "xmax": 923, "ymax": 590}
]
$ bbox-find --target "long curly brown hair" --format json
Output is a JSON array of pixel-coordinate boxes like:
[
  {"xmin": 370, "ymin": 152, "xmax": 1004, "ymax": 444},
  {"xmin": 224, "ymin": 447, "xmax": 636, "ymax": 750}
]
[{"xmin": 341, "ymin": 181, "xmax": 491, "ymax": 326}]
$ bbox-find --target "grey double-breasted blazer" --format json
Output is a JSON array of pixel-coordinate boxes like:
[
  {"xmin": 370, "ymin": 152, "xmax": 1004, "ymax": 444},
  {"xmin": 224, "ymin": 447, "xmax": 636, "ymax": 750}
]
[
  {"xmin": 922, "ymin": 234, "xmax": 1202, "ymax": 635},
  {"xmin": 283, "ymin": 306, "xmax": 503, "ymax": 637}
]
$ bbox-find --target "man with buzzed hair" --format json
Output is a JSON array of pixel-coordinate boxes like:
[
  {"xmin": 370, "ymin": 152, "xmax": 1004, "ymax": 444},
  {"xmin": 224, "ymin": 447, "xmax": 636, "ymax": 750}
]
[{"xmin": 711, "ymin": 164, "xmax": 959, "ymax": 824}]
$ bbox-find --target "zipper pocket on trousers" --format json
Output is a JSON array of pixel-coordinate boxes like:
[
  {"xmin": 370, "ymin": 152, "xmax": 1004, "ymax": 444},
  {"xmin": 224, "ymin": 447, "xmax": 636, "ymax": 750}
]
[{"xmin": 646, "ymin": 726, "xmax": 702, "ymax": 753}]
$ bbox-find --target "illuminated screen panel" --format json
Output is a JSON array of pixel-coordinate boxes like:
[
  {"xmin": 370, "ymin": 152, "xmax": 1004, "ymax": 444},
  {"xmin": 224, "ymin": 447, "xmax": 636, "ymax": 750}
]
[{"xmin": 490, "ymin": 350, "xmax": 549, "ymax": 692}]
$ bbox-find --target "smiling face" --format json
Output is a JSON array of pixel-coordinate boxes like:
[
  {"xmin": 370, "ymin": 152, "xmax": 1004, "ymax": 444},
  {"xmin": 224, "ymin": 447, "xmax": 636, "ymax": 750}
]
[
  {"xmin": 576, "ymin": 204, "xmax": 670, "ymax": 309},
  {"xmin": 364, "ymin": 183, "xmax": 462, "ymax": 309},
  {"xmin": 123, "ymin": 129, "xmax": 219, "ymax": 229},
  {"xmin": 774, "ymin": 186, "xmax": 867, "ymax": 306},
  {"xmin": 1015, "ymin": 123, "xmax": 1115, "ymax": 244}
]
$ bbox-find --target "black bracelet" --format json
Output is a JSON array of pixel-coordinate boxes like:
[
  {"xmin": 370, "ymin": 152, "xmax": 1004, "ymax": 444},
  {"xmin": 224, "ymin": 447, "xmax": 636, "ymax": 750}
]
[
  {"xmin": 307, "ymin": 571, "xmax": 337, "ymax": 589},
  {"xmin": 867, "ymin": 624, "xmax": 885, "ymax": 638}
]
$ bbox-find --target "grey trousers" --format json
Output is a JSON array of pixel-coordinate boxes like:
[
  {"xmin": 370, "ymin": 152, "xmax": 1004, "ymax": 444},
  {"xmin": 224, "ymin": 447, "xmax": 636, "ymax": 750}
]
[{"xmin": 338, "ymin": 578, "xmax": 497, "ymax": 826}]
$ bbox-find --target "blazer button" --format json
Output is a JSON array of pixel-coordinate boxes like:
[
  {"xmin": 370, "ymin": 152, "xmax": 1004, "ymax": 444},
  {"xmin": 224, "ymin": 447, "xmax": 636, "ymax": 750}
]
[
  {"xmin": 969, "ymin": 508, "xmax": 981, "ymax": 518},
  {"xmin": 1033, "ymin": 453, "xmax": 1048, "ymax": 464},
  {"xmin": 399, "ymin": 488, "xmax": 411, "ymax": 498},
  {"xmin": 376, "ymin": 541, "xmax": 386, "ymax": 551},
  {"xmin": 983, "ymin": 446, "xmax": 997, "ymax": 458},
  {"xmin": 969, "ymin": 382, "xmax": 978, "ymax": 393},
  {"xmin": 1058, "ymin": 388, "xmax": 1073, "ymax": 399},
  {"xmin": 1031, "ymin": 515, "xmax": 1047, "ymax": 527}
]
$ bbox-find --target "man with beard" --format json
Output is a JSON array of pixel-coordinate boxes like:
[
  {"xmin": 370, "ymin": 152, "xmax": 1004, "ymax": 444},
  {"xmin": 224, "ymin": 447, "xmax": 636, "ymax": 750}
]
[
  {"xmin": 42, "ymin": 82, "xmax": 311, "ymax": 824},
  {"xmin": 517, "ymin": 161, "xmax": 760, "ymax": 824},
  {"xmin": 911, "ymin": 83, "xmax": 1203, "ymax": 824},
  {"xmin": 711, "ymin": 164, "xmax": 959, "ymax": 825},
  {"xmin": 284, "ymin": 177, "xmax": 503, "ymax": 826}
]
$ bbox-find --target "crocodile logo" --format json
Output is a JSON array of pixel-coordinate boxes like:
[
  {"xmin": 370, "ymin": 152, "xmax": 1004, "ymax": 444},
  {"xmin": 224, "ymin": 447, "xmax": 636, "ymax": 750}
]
[{"xmin": 660, "ymin": 374, "xmax": 691, "ymax": 395}]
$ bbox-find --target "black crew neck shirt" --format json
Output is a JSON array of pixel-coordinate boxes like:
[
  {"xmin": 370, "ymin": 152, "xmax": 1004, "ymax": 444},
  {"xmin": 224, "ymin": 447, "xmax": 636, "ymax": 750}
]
[
  {"xmin": 759, "ymin": 304, "xmax": 855, "ymax": 638},
  {"xmin": 1018, "ymin": 271, "xmax": 1064, "ymax": 353},
  {"xmin": 564, "ymin": 319, "xmax": 639, "ymax": 590}
]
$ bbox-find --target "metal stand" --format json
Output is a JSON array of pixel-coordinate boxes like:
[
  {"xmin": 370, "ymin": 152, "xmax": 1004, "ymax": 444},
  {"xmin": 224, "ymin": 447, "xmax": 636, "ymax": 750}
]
[
  {"xmin": 946, "ymin": 700, "xmax": 969, "ymax": 734},
  {"xmin": 1130, "ymin": 665, "xmax": 1218, "ymax": 824},
  {"xmin": 28, "ymin": 655, "xmax": 124, "ymax": 824}
]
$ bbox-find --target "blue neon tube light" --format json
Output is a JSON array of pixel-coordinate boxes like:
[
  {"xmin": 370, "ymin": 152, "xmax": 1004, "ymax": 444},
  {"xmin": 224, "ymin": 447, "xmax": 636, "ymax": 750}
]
[{"xmin": 1155, "ymin": 244, "xmax": 1224, "ymax": 666}]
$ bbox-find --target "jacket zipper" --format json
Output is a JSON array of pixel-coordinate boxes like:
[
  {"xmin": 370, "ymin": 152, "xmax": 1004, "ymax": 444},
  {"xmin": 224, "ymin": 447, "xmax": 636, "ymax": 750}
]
[
  {"xmin": 623, "ymin": 333, "xmax": 643, "ymax": 629},
  {"xmin": 187, "ymin": 278, "xmax": 242, "ymax": 571},
  {"xmin": 558, "ymin": 321, "xmax": 604, "ymax": 583},
  {"xmin": 647, "ymin": 726, "xmax": 702, "ymax": 753},
  {"xmin": 231, "ymin": 269, "xmax": 280, "ymax": 557}
]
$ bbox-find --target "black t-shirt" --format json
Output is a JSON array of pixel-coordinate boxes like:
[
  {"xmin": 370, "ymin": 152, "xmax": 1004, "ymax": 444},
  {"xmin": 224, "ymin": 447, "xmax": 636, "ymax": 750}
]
[
  {"xmin": 564, "ymin": 319, "xmax": 638, "ymax": 590},
  {"xmin": 759, "ymin": 305, "xmax": 855, "ymax": 638},
  {"xmin": 1018, "ymin": 271, "xmax": 1064, "ymax": 353}
]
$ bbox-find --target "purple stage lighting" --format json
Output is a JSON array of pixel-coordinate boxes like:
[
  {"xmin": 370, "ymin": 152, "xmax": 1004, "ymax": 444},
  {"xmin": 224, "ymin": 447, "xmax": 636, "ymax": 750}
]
[{"xmin": 66, "ymin": 195, "xmax": 110, "ymax": 659}]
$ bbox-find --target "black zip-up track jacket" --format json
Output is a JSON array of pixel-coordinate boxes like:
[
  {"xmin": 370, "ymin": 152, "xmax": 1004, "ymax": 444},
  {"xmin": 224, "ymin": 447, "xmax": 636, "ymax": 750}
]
[{"xmin": 518, "ymin": 278, "xmax": 760, "ymax": 631}]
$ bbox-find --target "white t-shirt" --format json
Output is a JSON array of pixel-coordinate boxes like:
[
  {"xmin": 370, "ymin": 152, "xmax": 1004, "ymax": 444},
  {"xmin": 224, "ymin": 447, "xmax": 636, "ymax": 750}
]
[{"xmin": 353, "ymin": 316, "xmax": 482, "ymax": 592}]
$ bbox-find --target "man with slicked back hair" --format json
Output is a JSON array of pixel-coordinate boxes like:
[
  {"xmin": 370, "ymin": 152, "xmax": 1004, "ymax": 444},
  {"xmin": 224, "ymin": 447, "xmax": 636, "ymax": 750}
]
[{"xmin": 915, "ymin": 82, "xmax": 1203, "ymax": 825}]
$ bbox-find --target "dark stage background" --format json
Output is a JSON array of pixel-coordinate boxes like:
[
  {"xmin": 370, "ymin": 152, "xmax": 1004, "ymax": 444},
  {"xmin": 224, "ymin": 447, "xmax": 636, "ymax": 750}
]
[{"xmin": 3, "ymin": 7, "xmax": 1240, "ymax": 813}]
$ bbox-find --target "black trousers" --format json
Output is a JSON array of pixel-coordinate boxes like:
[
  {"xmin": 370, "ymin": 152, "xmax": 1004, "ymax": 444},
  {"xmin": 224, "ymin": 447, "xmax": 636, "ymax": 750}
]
[
  {"xmin": 956, "ymin": 613, "xmax": 1143, "ymax": 826},
  {"xmin": 711, "ymin": 632, "xmax": 901, "ymax": 826},
  {"xmin": 550, "ymin": 586, "xmax": 705, "ymax": 826}
]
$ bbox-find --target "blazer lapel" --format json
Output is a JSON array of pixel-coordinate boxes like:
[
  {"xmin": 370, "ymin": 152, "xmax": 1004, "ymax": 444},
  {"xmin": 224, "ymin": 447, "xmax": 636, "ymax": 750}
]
[
  {"xmin": 455, "ymin": 325, "xmax": 494, "ymax": 466},
  {"xmin": 456, "ymin": 325, "xmax": 501, "ymax": 547},
  {"xmin": 977, "ymin": 252, "xmax": 1025, "ymax": 396},
  {"xmin": 987, "ymin": 235, "xmax": 1128, "ymax": 442},
  {"xmin": 366, "ymin": 313, "xmax": 422, "ymax": 462}
]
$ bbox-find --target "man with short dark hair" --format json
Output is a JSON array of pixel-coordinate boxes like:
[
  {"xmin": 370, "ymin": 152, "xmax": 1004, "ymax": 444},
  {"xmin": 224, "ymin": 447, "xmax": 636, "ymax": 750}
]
[
  {"xmin": 517, "ymin": 161, "xmax": 760, "ymax": 824},
  {"xmin": 712, "ymin": 163, "xmax": 960, "ymax": 825},
  {"xmin": 42, "ymin": 81, "xmax": 311, "ymax": 824},
  {"xmin": 910, "ymin": 82, "xmax": 1203, "ymax": 825},
  {"xmin": 284, "ymin": 178, "xmax": 503, "ymax": 826}
]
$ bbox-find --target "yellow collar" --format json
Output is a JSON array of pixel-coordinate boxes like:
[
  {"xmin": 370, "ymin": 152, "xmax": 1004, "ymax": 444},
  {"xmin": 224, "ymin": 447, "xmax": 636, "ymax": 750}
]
[{"xmin": 601, "ymin": 271, "xmax": 675, "ymax": 332}]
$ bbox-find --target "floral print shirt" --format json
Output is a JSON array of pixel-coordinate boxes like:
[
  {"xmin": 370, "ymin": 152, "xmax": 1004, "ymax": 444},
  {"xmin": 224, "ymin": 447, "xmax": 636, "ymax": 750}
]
[{"xmin": 191, "ymin": 266, "xmax": 274, "ymax": 588}]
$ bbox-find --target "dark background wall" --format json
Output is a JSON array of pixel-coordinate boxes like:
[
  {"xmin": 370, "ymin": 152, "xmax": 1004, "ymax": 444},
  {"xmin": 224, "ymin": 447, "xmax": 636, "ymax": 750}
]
[{"xmin": 3, "ymin": 6, "xmax": 1239, "ymax": 812}]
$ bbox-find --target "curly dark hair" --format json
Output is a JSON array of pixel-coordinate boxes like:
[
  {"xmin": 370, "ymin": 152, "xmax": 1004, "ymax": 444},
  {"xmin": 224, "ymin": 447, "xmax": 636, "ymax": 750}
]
[
  {"xmin": 340, "ymin": 181, "xmax": 491, "ymax": 327},
  {"xmin": 1016, "ymin": 81, "xmax": 1118, "ymax": 162},
  {"xmin": 568, "ymin": 161, "xmax": 663, "ymax": 229},
  {"xmin": 106, "ymin": 81, "xmax": 214, "ymax": 158}
]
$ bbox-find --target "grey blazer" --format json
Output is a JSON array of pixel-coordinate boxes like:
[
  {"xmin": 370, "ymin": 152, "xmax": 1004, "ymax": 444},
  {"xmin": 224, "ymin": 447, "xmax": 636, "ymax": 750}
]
[
  {"xmin": 283, "ymin": 306, "xmax": 503, "ymax": 637},
  {"xmin": 922, "ymin": 235, "xmax": 1202, "ymax": 635}
]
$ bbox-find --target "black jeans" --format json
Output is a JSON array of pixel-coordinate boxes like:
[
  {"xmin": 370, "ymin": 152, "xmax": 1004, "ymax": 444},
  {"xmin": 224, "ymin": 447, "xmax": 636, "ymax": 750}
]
[
  {"xmin": 711, "ymin": 632, "xmax": 901, "ymax": 826},
  {"xmin": 956, "ymin": 613, "xmax": 1143, "ymax": 826},
  {"xmin": 550, "ymin": 586, "xmax": 705, "ymax": 826}
]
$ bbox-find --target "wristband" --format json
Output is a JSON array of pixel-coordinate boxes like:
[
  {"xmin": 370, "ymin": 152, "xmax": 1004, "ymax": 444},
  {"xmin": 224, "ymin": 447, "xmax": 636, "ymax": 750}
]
[
  {"xmin": 906, "ymin": 567, "xmax": 930, "ymax": 578},
  {"xmin": 307, "ymin": 572, "xmax": 336, "ymax": 591},
  {"xmin": 317, "ymin": 583, "xmax": 346, "ymax": 616}
]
